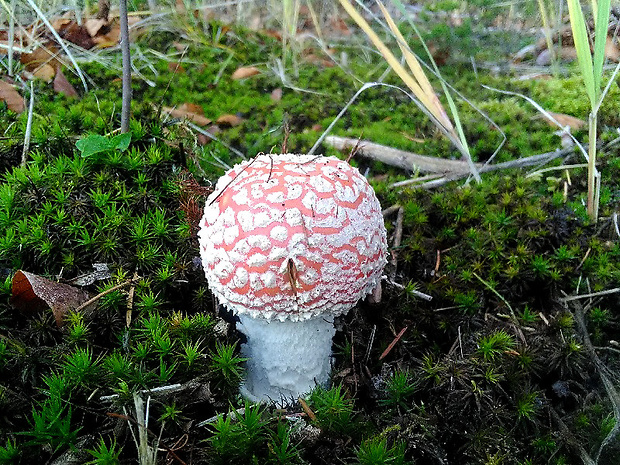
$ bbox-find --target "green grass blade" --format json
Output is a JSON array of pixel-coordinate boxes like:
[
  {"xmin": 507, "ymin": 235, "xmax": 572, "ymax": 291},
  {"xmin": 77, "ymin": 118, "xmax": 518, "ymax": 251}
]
[
  {"xmin": 390, "ymin": 0, "xmax": 480, "ymax": 182},
  {"xmin": 567, "ymin": 0, "xmax": 596, "ymax": 105},
  {"xmin": 592, "ymin": 0, "xmax": 611, "ymax": 91}
]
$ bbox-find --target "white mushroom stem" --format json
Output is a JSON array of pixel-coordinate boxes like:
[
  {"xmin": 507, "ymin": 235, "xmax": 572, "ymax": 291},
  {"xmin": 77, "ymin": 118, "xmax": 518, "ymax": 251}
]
[{"xmin": 237, "ymin": 314, "xmax": 336, "ymax": 402}]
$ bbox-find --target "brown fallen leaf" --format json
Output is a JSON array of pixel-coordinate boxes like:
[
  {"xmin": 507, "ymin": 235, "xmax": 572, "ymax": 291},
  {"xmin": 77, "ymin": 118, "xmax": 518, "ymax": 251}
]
[
  {"xmin": 92, "ymin": 19, "xmax": 121, "ymax": 47},
  {"xmin": 52, "ymin": 17, "xmax": 72, "ymax": 32},
  {"xmin": 56, "ymin": 20, "xmax": 96, "ymax": 49},
  {"xmin": 270, "ymin": 87, "xmax": 282, "ymax": 101},
  {"xmin": 181, "ymin": 103, "xmax": 204, "ymax": 115},
  {"xmin": 21, "ymin": 46, "xmax": 61, "ymax": 72},
  {"xmin": 0, "ymin": 80, "xmax": 25, "ymax": 113},
  {"xmin": 262, "ymin": 29, "xmax": 282, "ymax": 41},
  {"xmin": 33, "ymin": 64, "xmax": 56, "ymax": 83},
  {"xmin": 231, "ymin": 66, "xmax": 261, "ymax": 80},
  {"xmin": 162, "ymin": 105, "xmax": 211, "ymax": 126},
  {"xmin": 605, "ymin": 36, "xmax": 620, "ymax": 62},
  {"xmin": 54, "ymin": 67, "xmax": 79, "ymax": 98},
  {"xmin": 84, "ymin": 18, "xmax": 108, "ymax": 37},
  {"xmin": 168, "ymin": 62, "xmax": 186, "ymax": 74},
  {"xmin": 11, "ymin": 270, "xmax": 93, "ymax": 326},
  {"xmin": 216, "ymin": 114, "xmax": 243, "ymax": 127},
  {"xmin": 302, "ymin": 53, "xmax": 334, "ymax": 67},
  {"xmin": 542, "ymin": 111, "xmax": 586, "ymax": 130},
  {"xmin": 196, "ymin": 125, "xmax": 220, "ymax": 145}
]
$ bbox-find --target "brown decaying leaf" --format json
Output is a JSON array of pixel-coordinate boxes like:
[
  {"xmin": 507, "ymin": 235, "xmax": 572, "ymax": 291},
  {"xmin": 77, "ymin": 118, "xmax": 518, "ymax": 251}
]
[
  {"xmin": 231, "ymin": 66, "xmax": 261, "ymax": 80},
  {"xmin": 11, "ymin": 270, "xmax": 93, "ymax": 326},
  {"xmin": 216, "ymin": 114, "xmax": 243, "ymax": 127},
  {"xmin": 168, "ymin": 62, "xmax": 186, "ymax": 74},
  {"xmin": 92, "ymin": 19, "xmax": 121, "ymax": 48},
  {"xmin": 33, "ymin": 64, "xmax": 56, "ymax": 83},
  {"xmin": 543, "ymin": 111, "xmax": 586, "ymax": 130},
  {"xmin": 605, "ymin": 36, "xmax": 620, "ymax": 62},
  {"xmin": 52, "ymin": 19, "xmax": 95, "ymax": 49},
  {"xmin": 0, "ymin": 80, "xmax": 25, "ymax": 113},
  {"xmin": 85, "ymin": 18, "xmax": 108, "ymax": 37},
  {"xmin": 270, "ymin": 88, "xmax": 282, "ymax": 101},
  {"xmin": 21, "ymin": 46, "xmax": 61, "ymax": 72},
  {"xmin": 54, "ymin": 68, "xmax": 79, "ymax": 98},
  {"xmin": 162, "ymin": 104, "xmax": 211, "ymax": 126}
]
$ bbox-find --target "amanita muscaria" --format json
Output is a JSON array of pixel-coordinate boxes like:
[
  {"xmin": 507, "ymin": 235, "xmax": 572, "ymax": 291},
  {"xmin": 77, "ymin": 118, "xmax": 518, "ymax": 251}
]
[{"xmin": 198, "ymin": 153, "xmax": 387, "ymax": 401}]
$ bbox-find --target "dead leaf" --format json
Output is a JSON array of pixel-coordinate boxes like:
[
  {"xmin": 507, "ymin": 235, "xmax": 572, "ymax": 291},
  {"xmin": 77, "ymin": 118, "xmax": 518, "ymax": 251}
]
[
  {"xmin": 197, "ymin": 125, "xmax": 220, "ymax": 145},
  {"xmin": 92, "ymin": 19, "xmax": 121, "ymax": 47},
  {"xmin": 181, "ymin": 103, "xmax": 204, "ymax": 114},
  {"xmin": 54, "ymin": 68, "xmax": 79, "ymax": 98},
  {"xmin": 33, "ymin": 64, "xmax": 56, "ymax": 83},
  {"xmin": 85, "ymin": 18, "xmax": 108, "ymax": 37},
  {"xmin": 536, "ymin": 47, "xmax": 577, "ymax": 66},
  {"xmin": 270, "ymin": 88, "xmax": 282, "ymax": 101},
  {"xmin": 168, "ymin": 62, "xmax": 186, "ymax": 74},
  {"xmin": 21, "ymin": 46, "xmax": 61, "ymax": 72},
  {"xmin": 0, "ymin": 80, "xmax": 25, "ymax": 113},
  {"xmin": 52, "ymin": 18, "xmax": 72, "ymax": 32},
  {"xmin": 605, "ymin": 36, "xmax": 620, "ymax": 62},
  {"xmin": 162, "ymin": 105, "xmax": 211, "ymax": 126},
  {"xmin": 11, "ymin": 270, "xmax": 93, "ymax": 326},
  {"xmin": 231, "ymin": 66, "xmax": 261, "ymax": 80},
  {"xmin": 56, "ymin": 20, "xmax": 96, "ymax": 49},
  {"xmin": 216, "ymin": 114, "xmax": 243, "ymax": 127},
  {"xmin": 543, "ymin": 111, "xmax": 586, "ymax": 130},
  {"xmin": 302, "ymin": 54, "xmax": 334, "ymax": 67}
]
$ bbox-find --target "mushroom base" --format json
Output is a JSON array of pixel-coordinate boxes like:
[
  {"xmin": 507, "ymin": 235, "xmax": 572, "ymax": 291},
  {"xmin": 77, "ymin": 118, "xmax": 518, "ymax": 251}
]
[{"xmin": 237, "ymin": 314, "xmax": 336, "ymax": 402}]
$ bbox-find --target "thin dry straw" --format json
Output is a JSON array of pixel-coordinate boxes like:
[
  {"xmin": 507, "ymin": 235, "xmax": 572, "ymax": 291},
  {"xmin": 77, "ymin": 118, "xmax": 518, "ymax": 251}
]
[{"xmin": 21, "ymin": 81, "xmax": 34, "ymax": 166}]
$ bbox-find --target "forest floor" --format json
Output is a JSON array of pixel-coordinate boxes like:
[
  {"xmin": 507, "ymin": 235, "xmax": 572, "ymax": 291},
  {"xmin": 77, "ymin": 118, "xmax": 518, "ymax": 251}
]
[{"xmin": 0, "ymin": 2, "xmax": 620, "ymax": 464}]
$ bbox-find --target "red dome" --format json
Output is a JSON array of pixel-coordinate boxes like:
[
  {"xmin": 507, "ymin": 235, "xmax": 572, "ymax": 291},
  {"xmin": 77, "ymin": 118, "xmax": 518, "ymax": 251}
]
[{"xmin": 199, "ymin": 154, "xmax": 388, "ymax": 321}]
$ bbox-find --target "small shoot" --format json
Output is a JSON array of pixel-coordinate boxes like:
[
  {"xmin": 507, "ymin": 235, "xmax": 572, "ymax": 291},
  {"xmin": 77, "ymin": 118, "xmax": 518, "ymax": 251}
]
[
  {"xmin": 210, "ymin": 342, "xmax": 247, "ymax": 386},
  {"xmin": 566, "ymin": 0, "xmax": 615, "ymax": 221},
  {"xmin": 308, "ymin": 385, "xmax": 355, "ymax": 435},
  {"xmin": 85, "ymin": 437, "xmax": 122, "ymax": 465},
  {"xmin": 380, "ymin": 370, "xmax": 417, "ymax": 409},
  {"xmin": 357, "ymin": 435, "xmax": 408, "ymax": 465}
]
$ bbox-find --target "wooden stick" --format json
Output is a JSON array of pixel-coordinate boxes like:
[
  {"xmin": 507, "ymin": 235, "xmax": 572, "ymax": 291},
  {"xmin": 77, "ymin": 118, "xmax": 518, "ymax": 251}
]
[{"xmin": 326, "ymin": 135, "xmax": 479, "ymax": 174}]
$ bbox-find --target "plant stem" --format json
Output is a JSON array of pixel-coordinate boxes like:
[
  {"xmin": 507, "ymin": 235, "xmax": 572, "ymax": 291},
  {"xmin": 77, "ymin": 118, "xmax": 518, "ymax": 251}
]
[
  {"xmin": 587, "ymin": 112, "xmax": 598, "ymax": 221},
  {"xmin": 119, "ymin": 0, "xmax": 132, "ymax": 133}
]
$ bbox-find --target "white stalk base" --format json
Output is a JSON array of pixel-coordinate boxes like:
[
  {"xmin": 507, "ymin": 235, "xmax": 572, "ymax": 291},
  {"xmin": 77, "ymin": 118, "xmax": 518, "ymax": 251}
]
[{"xmin": 237, "ymin": 314, "xmax": 336, "ymax": 403}]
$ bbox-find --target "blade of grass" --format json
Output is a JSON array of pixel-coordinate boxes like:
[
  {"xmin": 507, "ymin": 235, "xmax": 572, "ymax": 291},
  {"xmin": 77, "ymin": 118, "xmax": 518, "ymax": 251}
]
[
  {"xmin": 389, "ymin": 0, "xmax": 481, "ymax": 182},
  {"xmin": 567, "ymin": 0, "xmax": 596, "ymax": 105},
  {"xmin": 377, "ymin": 2, "xmax": 437, "ymax": 115},
  {"xmin": 592, "ymin": 0, "xmax": 611, "ymax": 91},
  {"xmin": 338, "ymin": 0, "xmax": 438, "ymax": 125}
]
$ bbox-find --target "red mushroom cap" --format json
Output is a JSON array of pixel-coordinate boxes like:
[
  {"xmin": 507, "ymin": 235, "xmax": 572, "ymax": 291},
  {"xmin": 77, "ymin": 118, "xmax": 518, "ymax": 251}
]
[{"xmin": 198, "ymin": 154, "xmax": 388, "ymax": 321}]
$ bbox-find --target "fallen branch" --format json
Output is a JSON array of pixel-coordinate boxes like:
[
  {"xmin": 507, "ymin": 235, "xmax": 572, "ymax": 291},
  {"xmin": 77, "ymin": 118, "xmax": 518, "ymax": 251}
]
[
  {"xmin": 324, "ymin": 136, "xmax": 575, "ymax": 189},
  {"xmin": 326, "ymin": 135, "xmax": 480, "ymax": 174}
]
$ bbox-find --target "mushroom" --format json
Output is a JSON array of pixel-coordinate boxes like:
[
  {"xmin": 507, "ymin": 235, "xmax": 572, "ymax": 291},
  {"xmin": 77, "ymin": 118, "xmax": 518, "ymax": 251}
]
[{"xmin": 198, "ymin": 153, "xmax": 387, "ymax": 402}]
